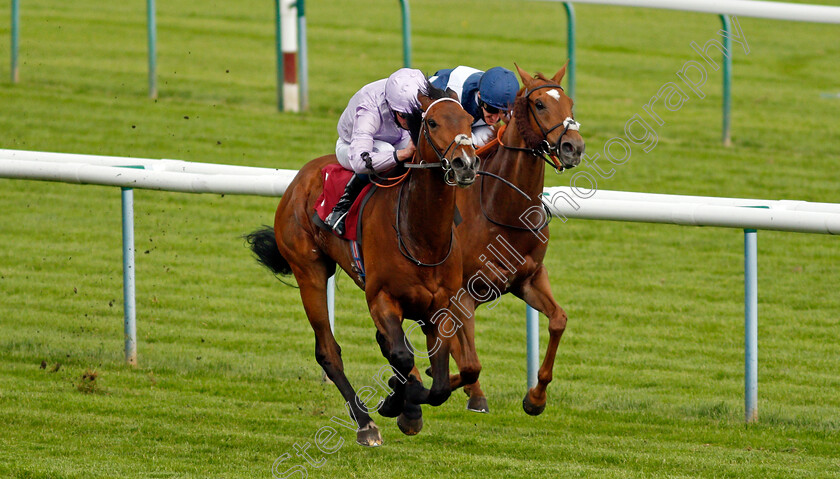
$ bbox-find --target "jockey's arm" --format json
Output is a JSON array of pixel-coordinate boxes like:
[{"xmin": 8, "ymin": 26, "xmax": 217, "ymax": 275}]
[{"xmin": 348, "ymin": 108, "xmax": 398, "ymax": 173}]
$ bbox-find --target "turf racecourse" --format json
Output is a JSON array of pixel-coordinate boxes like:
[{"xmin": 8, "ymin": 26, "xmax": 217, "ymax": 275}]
[{"xmin": 1, "ymin": 0, "xmax": 839, "ymax": 477}]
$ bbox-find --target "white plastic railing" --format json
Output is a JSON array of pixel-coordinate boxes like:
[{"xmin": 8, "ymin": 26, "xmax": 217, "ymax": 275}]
[
  {"xmin": 546, "ymin": 0, "xmax": 840, "ymax": 24},
  {"xmin": 2, "ymin": 149, "xmax": 839, "ymax": 422}
]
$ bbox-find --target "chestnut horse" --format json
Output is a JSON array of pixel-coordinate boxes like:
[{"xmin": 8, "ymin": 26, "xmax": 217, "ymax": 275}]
[
  {"xmin": 449, "ymin": 64, "xmax": 584, "ymax": 415},
  {"xmin": 246, "ymin": 84, "xmax": 480, "ymax": 446}
]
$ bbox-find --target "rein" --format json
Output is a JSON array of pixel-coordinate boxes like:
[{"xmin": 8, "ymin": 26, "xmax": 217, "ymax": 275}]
[
  {"xmin": 393, "ymin": 179, "xmax": 455, "ymax": 267},
  {"xmin": 478, "ymin": 167, "xmax": 552, "ymax": 233},
  {"xmin": 392, "ymin": 96, "xmax": 468, "ymax": 267}
]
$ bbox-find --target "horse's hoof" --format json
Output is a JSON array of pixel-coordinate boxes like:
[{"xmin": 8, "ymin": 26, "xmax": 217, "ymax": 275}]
[
  {"xmin": 397, "ymin": 413, "xmax": 423, "ymax": 436},
  {"xmin": 356, "ymin": 424, "xmax": 383, "ymax": 447},
  {"xmin": 466, "ymin": 395, "xmax": 488, "ymax": 413},
  {"xmin": 522, "ymin": 393, "xmax": 546, "ymax": 416}
]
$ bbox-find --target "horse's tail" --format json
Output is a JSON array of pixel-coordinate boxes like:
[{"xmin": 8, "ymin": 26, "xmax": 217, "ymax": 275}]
[{"xmin": 244, "ymin": 226, "xmax": 293, "ymax": 277}]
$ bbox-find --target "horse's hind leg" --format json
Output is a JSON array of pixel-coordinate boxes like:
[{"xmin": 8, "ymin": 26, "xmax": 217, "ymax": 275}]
[
  {"xmin": 295, "ymin": 266, "xmax": 383, "ymax": 446},
  {"xmin": 514, "ymin": 264, "xmax": 567, "ymax": 416},
  {"xmin": 445, "ymin": 306, "xmax": 482, "ymax": 396},
  {"xmin": 436, "ymin": 293, "xmax": 487, "ymax": 412}
]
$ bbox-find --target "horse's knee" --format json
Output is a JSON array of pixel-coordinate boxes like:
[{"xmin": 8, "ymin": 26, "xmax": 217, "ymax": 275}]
[{"xmin": 390, "ymin": 348, "xmax": 414, "ymax": 374}]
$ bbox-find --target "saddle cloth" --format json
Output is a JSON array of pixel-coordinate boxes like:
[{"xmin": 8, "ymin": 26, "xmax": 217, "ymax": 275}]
[{"xmin": 313, "ymin": 163, "xmax": 373, "ymax": 242}]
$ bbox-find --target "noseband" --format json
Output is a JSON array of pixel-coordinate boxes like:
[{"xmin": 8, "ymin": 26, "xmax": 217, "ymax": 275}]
[{"xmin": 511, "ymin": 83, "xmax": 581, "ymax": 174}]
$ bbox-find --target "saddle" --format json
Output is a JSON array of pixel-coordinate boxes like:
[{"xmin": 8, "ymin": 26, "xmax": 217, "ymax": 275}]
[
  {"xmin": 312, "ymin": 164, "xmax": 376, "ymax": 282},
  {"xmin": 312, "ymin": 164, "xmax": 374, "ymax": 242}
]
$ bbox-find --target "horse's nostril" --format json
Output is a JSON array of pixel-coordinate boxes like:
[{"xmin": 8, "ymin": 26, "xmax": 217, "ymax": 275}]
[
  {"xmin": 452, "ymin": 157, "xmax": 465, "ymax": 170},
  {"xmin": 561, "ymin": 141, "xmax": 575, "ymax": 156},
  {"xmin": 474, "ymin": 157, "xmax": 480, "ymax": 170}
]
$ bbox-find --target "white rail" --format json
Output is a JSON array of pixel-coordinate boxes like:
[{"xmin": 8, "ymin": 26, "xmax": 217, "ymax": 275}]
[
  {"xmin": 542, "ymin": 0, "xmax": 840, "ymax": 24},
  {"xmin": 0, "ymin": 157, "xmax": 297, "ymax": 197},
  {"xmin": 0, "ymin": 148, "xmax": 294, "ymax": 178},
  {"xmin": 544, "ymin": 187, "xmax": 840, "ymax": 235},
  {"xmin": 3, "ymin": 149, "xmax": 839, "ymax": 423}
]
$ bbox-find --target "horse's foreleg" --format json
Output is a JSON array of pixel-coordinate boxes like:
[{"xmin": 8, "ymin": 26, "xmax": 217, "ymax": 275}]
[
  {"xmin": 422, "ymin": 322, "xmax": 452, "ymax": 407},
  {"xmin": 369, "ymin": 294, "xmax": 414, "ymax": 418},
  {"xmin": 297, "ymin": 276, "xmax": 382, "ymax": 446},
  {"xmin": 514, "ymin": 264, "xmax": 567, "ymax": 416}
]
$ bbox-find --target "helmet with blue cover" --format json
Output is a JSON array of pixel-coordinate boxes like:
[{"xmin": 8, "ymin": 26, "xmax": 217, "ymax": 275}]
[{"xmin": 478, "ymin": 67, "xmax": 519, "ymax": 111}]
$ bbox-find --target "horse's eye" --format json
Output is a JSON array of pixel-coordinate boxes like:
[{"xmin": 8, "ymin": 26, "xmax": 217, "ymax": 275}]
[
  {"xmin": 535, "ymin": 100, "xmax": 546, "ymax": 111},
  {"xmin": 428, "ymin": 119, "xmax": 438, "ymax": 128}
]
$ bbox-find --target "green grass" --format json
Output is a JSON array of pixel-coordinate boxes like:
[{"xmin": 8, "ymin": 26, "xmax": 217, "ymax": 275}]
[{"xmin": 2, "ymin": 0, "xmax": 840, "ymax": 477}]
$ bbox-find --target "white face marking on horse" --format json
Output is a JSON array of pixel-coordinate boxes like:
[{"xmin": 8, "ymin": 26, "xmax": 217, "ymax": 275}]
[{"xmin": 546, "ymin": 89, "xmax": 562, "ymax": 102}]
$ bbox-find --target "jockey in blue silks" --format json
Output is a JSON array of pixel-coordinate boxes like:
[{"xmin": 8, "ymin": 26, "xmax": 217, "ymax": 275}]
[
  {"xmin": 429, "ymin": 66, "xmax": 519, "ymax": 147},
  {"xmin": 325, "ymin": 68, "xmax": 427, "ymax": 236}
]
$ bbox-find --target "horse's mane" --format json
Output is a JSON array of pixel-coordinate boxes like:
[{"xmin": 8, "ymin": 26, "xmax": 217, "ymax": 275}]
[
  {"xmin": 513, "ymin": 88, "xmax": 545, "ymax": 151},
  {"xmin": 405, "ymin": 80, "xmax": 450, "ymax": 146}
]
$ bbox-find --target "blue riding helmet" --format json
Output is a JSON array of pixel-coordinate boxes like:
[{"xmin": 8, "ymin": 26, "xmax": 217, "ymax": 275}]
[{"xmin": 478, "ymin": 67, "xmax": 519, "ymax": 111}]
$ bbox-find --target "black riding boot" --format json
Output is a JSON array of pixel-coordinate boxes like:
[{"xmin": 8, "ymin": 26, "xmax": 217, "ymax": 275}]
[{"xmin": 325, "ymin": 173, "xmax": 369, "ymax": 236}]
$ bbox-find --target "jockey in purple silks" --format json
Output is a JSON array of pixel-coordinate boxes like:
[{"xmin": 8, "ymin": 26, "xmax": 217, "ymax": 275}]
[{"xmin": 324, "ymin": 68, "xmax": 428, "ymax": 236}]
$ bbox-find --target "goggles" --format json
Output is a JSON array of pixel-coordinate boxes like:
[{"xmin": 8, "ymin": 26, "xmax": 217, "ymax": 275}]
[{"xmin": 479, "ymin": 99, "xmax": 507, "ymax": 115}]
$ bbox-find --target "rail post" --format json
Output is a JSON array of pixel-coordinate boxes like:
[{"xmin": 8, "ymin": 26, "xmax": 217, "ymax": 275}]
[
  {"xmin": 121, "ymin": 187, "xmax": 138, "ymax": 367},
  {"xmin": 744, "ymin": 228, "xmax": 758, "ymax": 422},
  {"xmin": 276, "ymin": 0, "xmax": 301, "ymax": 112},
  {"xmin": 327, "ymin": 275, "xmax": 335, "ymax": 332},
  {"xmin": 526, "ymin": 305, "xmax": 540, "ymax": 389},
  {"xmin": 11, "ymin": 0, "xmax": 20, "ymax": 83},
  {"xmin": 563, "ymin": 2, "xmax": 576, "ymax": 99},
  {"xmin": 720, "ymin": 15, "xmax": 733, "ymax": 146},
  {"xmin": 398, "ymin": 0, "xmax": 412, "ymax": 67},
  {"xmin": 147, "ymin": 0, "xmax": 157, "ymax": 99},
  {"xmin": 296, "ymin": 0, "xmax": 308, "ymax": 111}
]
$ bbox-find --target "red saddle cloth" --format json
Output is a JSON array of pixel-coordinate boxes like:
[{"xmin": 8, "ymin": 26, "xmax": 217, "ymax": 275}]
[{"xmin": 313, "ymin": 164, "xmax": 373, "ymax": 241}]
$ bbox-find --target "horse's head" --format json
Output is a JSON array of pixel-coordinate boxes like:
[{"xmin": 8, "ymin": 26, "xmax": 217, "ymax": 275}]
[
  {"xmin": 513, "ymin": 63, "xmax": 584, "ymax": 171},
  {"xmin": 412, "ymin": 83, "xmax": 478, "ymax": 188}
]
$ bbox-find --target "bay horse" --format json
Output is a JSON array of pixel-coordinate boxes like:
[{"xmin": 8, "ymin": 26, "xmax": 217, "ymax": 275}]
[
  {"xmin": 448, "ymin": 64, "xmax": 584, "ymax": 415},
  {"xmin": 246, "ymin": 84, "xmax": 480, "ymax": 446}
]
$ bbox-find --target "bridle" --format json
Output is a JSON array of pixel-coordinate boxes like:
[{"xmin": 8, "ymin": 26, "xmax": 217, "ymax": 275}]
[
  {"xmin": 502, "ymin": 83, "xmax": 581, "ymax": 174},
  {"xmin": 403, "ymin": 97, "xmax": 473, "ymax": 187},
  {"xmin": 479, "ymin": 83, "xmax": 582, "ymax": 232},
  {"xmin": 395, "ymin": 96, "xmax": 474, "ymax": 267}
]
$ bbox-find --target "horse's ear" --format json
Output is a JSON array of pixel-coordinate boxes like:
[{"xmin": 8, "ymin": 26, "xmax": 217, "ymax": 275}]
[
  {"xmin": 445, "ymin": 87, "xmax": 458, "ymax": 100},
  {"xmin": 417, "ymin": 91, "xmax": 433, "ymax": 111},
  {"xmin": 514, "ymin": 63, "xmax": 534, "ymax": 87},
  {"xmin": 552, "ymin": 60, "xmax": 569, "ymax": 84}
]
